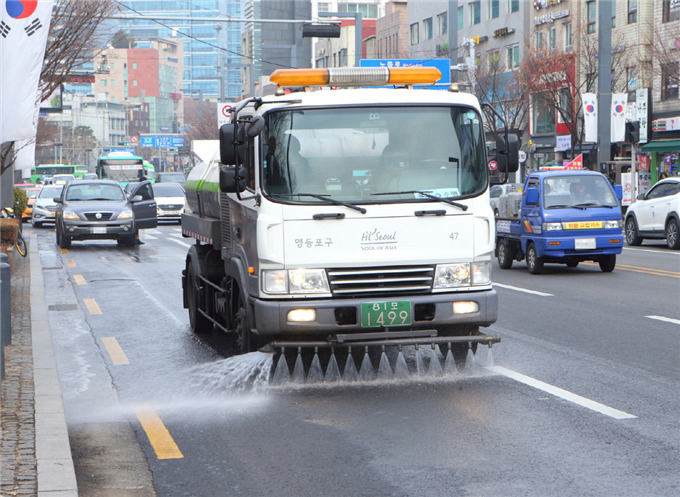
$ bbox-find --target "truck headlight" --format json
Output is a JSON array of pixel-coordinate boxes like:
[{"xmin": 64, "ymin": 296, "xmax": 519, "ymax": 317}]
[
  {"xmin": 542, "ymin": 222, "xmax": 562, "ymax": 231},
  {"xmin": 604, "ymin": 219, "xmax": 622, "ymax": 229},
  {"xmin": 434, "ymin": 263, "xmax": 470, "ymax": 288},
  {"xmin": 262, "ymin": 269, "xmax": 330, "ymax": 294},
  {"xmin": 63, "ymin": 210, "xmax": 79, "ymax": 220},
  {"xmin": 472, "ymin": 261, "xmax": 491, "ymax": 286}
]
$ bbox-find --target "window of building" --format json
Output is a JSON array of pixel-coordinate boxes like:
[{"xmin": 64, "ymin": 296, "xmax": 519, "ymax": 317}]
[
  {"xmin": 627, "ymin": 66, "xmax": 637, "ymax": 102},
  {"xmin": 557, "ymin": 88, "xmax": 572, "ymax": 124},
  {"xmin": 318, "ymin": 2, "xmax": 331, "ymax": 13},
  {"xmin": 535, "ymin": 31, "xmax": 543, "ymax": 48},
  {"xmin": 110, "ymin": 79, "xmax": 115, "ymax": 86},
  {"xmin": 532, "ymin": 92, "xmax": 556, "ymax": 134},
  {"xmin": 587, "ymin": 1, "xmax": 597, "ymax": 34},
  {"xmin": 338, "ymin": 2, "xmax": 378, "ymax": 19},
  {"xmin": 487, "ymin": 49, "xmax": 500, "ymax": 68},
  {"xmin": 133, "ymin": 80, "xmax": 138, "ymax": 86},
  {"xmin": 509, "ymin": 0, "xmax": 519, "ymax": 13},
  {"xmin": 410, "ymin": 23, "xmax": 419, "ymax": 45},
  {"xmin": 661, "ymin": 62, "xmax": 679, "ymax": 100},
  {"xmin": 101, "ymin": 80, "xmax": 107, "ymax": 86},
  {"xmin": 564, "ymin": 22, "xmax": 572, "ymax": 49},
  {"xmin": 437, "ymin": 12, "xmax": 447, "ymax": 36},
  {"xmin": 549, "ymin": 27, "xmax": 556, "ymax": 50},
  {"xmin": 507, "ymin": 44, "xmax": 520, "ymax": 70},
  {"xmin": 423, "ymin": 17, "xmax": 433, "ymax": 40},
  {"xmin": 471, "ymin": 1, "xmax": 481, "ymax": 25},
  {"xmin": 628, "ymin": 0, "xmax": 637, "ymax": 23},
  {"xmin": 490, "ymin": 0, "xmax": 499, "ymax": 19},
  {"xmin": 132, "ymin": 62, "xmax": 137, "ymax": 69},
  {"xmin": 663, "ymin": 0, "xmax": 680, "ymax": 22},
  {"xmin": 458, "ymin": 6, "xmax": 463, "ymax": 29}
]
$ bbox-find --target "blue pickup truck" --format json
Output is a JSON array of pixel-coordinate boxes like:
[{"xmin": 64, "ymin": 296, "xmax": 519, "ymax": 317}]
[{"xmin": 494, "ymin": 170, "xmax": 624, "ymax": 274}]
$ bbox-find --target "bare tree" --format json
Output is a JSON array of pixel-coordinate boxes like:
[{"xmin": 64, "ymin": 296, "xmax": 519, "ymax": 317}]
[
  {"xmin": 183, "ymin": 99, "xmax": 219, "ymax": 142},
  {"xmin": 2, "ymin": 0, "xmax": 116, "ymax": 174}
]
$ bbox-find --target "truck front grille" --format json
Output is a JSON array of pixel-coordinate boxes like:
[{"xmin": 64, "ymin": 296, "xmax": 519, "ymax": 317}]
[{"xmin": 327, "ymin": 265, "xmax": 434, "ymax": 297}]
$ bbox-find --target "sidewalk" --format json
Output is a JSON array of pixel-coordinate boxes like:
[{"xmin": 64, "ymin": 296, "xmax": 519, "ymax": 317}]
[{"xmin": 1, "ymin": 233, "xmax": 77, "ymax": 496}]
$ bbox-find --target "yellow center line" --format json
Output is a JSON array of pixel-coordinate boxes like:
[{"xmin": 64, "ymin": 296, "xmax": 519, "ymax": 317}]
[
  {"xmin": 83, "ymin": 298, "xmax": 102, "ymax": 314},
  {"xmin": 66, "ymin": 259, "xmax": 76, "ymax": 267},
  {"xmin": 100, "ymin": 337, "xmax": 130, "ymax": 365},
  {"xmin": 73, "ymin": 274, "xmax": 86, "ymax": 285},
  {"xmin": 136, "ymin": 409, "xmax": 184, "ymax": 460},
  {"xmin": 60, "ymin": 248, "xmax": 68, "ymax": 254},
  {"xmin": 582, "ymin": 261, "xmax": 680, "ymax": 278}
]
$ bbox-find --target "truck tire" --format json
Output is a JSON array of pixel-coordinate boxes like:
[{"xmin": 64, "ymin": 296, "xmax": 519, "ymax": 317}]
[
  {"xmin": 497, "ymin": 240, "xmax": 514, "ymax": 269},
  {"xmin": 233, "ymin": 288, "xmax": 262, "ymax": 354},
  {"xmin": 186, "ymin": 263, "xmax": 211, "ymax": 334},
  {"xmin": 526, "ymin": 243, "xmax": 543, "ymax": 274},
  {"xmin": 665, "ymin": 218, "xmax": 680, "ymax": 249},
  {"xmin": 598, "ymin": 254, "xmax": 616, "ymax": 272},
  {"xmin": 625, "ymin": 217, "xmax": 642, "ymax": 246}
]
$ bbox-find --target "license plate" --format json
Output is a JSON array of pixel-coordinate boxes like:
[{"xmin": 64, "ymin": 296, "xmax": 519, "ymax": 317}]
[
  {"xmin": 565, "ymin": 221, "xmax": 602, "ymax": 229},
  {"xmin": 574, "ymin": 238, "xmax": 596, "ymax": 250},
  {"xmin": 92, "ymin": 227, "xmax": 107, "ymax": 234},
  {"xmin": 361, "ymin": 301, "xmax": 411, "ymax": 328}
]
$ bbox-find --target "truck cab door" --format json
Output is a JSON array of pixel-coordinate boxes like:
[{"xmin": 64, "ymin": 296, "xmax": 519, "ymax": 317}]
[
  {"xmin": 127, "ymin": 180, "xmax": 158, "ymax": 230},
  {"xmin": 523, "ymin": 178, "xmax": 541, "ymax": 234}
]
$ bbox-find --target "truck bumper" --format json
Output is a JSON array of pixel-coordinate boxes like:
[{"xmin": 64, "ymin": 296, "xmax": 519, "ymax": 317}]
[
  {"xmin": 252, "ymin": 289, "xmax": 498, "ymax": 336},
  {"xmin": 533, "ymin": 233, "xmax": 623, "ymax": 258}
]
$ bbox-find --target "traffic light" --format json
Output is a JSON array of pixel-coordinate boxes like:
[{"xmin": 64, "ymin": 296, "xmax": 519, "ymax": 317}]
[
  {"xmin": 625, "ymin": 121, "xmax": 639, "ymax": 143},
  {"xmin": 302, "ymin": 23, "xmax": 341, "ymax": 38}
]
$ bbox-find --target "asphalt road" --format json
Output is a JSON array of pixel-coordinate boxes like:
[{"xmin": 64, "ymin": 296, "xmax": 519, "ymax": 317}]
[{"xmin": 31, "ymin": 223, "xmax": 679, "ymax": 497}]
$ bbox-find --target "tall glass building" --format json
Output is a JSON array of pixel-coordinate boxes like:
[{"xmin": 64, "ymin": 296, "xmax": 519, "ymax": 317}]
[{"xmin": 117, "ymin": 0, "xmax": 243, "ymax": 100}]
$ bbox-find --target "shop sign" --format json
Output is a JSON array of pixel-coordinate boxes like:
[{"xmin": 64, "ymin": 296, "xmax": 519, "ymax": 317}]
[
  {"xmin": 534, "ymin": 10, "xmax": 570, "ymax": 25},
  {"xmin": 638, "ymin": 154, "xmax": 650, "ymax": 171},
  {"xmin": 636, "ymin": 89, "xmax": 649, "ymax": 143},
  {"xmin": 556, "ymin": 134, "xmax": 571, "ymax": 152},
  {"xmin": 534, "ymin": 0, "xmax": 563, "ymax": 10},
  {"xmin": 494, "ymin": 27, "xmax": 515, "ymax": 38},
  {"xmin": 651, "ymin": 116, "xmax": 680, "ymax": 132}
]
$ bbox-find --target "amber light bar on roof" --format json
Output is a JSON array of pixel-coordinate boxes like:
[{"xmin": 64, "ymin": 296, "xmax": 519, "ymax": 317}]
[{"xmin": 269, "ymin": 67, "xmax": 442, "ymax": 88}]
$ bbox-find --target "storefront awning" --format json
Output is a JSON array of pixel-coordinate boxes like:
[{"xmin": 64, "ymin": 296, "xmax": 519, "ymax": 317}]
[{"xmin": 640, "ymin": 140, "xmax": 680, "ymax": 152}]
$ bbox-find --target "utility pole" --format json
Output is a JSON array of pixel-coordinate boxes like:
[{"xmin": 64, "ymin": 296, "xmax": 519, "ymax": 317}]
[{"xmin": 597, "ymin": 0, "xmax": 613, "ymax": 173}]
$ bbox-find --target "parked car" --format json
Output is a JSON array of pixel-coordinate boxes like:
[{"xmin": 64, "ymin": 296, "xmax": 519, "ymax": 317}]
[
  {"xmin": 52, "ymin": 174, "xmax": 76, "ymax": 184},
  {"xmin": 54, "ymin": 180, "xmax": 157, "ymax": 248},
  {"xmin": 625, "ymin": 177, "xmax": 680, "ymax": 249},
  {"xmin": 157, "ymin": 172, "xmax": 186, "ymax": 187},
  {"xmin": 151, "ymin": 182, "xmax": 185, "ymax": 223},
  {"xmin": 81, "ymin": 173, "xmax": 98, "ymax": 180},
  {"xmin": 22, "ymin": 186, "xmax": 42, "ymax": 222},
  {"xmin": 31, "ymin": 184, "xmax": 63, "ymax": 227},
  {"xmin": 489, "ymin": 183, "xmax": 522, "ymax": 217}
]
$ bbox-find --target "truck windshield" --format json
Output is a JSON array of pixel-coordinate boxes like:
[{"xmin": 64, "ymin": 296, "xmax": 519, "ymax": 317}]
[
  {"xmin": 543, "ymin": 174, "xmax": 619, "ymax": 208},
  {"xmin": 261, "ymin": 106, "xmax": 487, "ymax": 203}
]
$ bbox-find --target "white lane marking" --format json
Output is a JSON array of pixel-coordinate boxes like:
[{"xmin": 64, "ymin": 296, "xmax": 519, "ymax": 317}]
[
  {"xmin": 493, "ymin": 282, "xmax": 553, "ymax": 297},
  {"xmin": 489, "ymin": 366, "xmax": 637, "ymax": 420},
  {"xmin": 168, "ymin": 237, "xmax": 191, "ymax": 248},
  {"xmin": 144, "ymin": 234, "xmax": 158, "ymax": 240},
  {"xmin": 622, "ymin": 246, "xmax": 680, "ymax": 255},
  {"xmin": 646, "ymin": 315, "xmax": 680, "ymax": 326}
]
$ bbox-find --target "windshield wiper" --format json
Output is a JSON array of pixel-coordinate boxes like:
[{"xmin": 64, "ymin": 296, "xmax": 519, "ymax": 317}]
[
  {"xmin": 372, "ymin": 191, "xmax": 468, "ymax": 211},
  {"xmin": 273, "ymin": 193, "xmax": 367, "ymax": 214},
  {"xmin": 547, "ymin": 204, "xmax": 581, "ymax": 210},
  {"xmin": 574, "ymin": 202, "xmax": 613, "ymax": 209}
]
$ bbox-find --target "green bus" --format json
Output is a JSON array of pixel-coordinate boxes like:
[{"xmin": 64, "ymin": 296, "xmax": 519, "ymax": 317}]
[
  {"xmin": 96, "ymin": 152, "xmax": 155, "ymax": 186},
  {"xmin": 30, "ymin": 164, "xmax": 88, "ymax": 184}
]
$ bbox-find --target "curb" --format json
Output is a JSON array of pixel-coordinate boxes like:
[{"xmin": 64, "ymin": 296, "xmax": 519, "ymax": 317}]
[{"xmin": 30, "ymin": 232, "xmax": 78, "ymax": 497}]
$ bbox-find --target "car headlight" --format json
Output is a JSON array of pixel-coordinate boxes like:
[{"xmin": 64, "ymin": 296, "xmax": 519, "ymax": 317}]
[
  {"xmin": 604, "ymin": 219, "xmax": 622, "ymax": 229},
  {"xmin": 262, "ymin": 269, "xmax": 330, "ymax": 294},
  {"xmin": 434, "ymin": 263, "xmax": 470, "ymax": 288},
  {"xmin": 542, "ymin": 222, "xmax": 562, "ymax": 231},
  {"xmin": 118, "ymin": 208, "xmax": 133, "ymax": 219},
  {"xmin": 62, "ymin": 210, "xmax": 79, "ymax": 220}
]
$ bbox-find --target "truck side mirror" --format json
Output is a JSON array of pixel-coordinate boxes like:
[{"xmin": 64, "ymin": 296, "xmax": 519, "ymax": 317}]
[
  {"xmin": 219, "ymin": 123, "xmax": 246, "ymax": 165},
  {"xmin": 525, "ymin": 187, "xmax": 538, "ymax": 205},
  {"xmin": 219, "ymin": 165, "xmax": 246, "ymax": 193},
  {"xmin": 496, "ymin": 133, "xmax": 519, "ymax": 173},
  {"xmin": 614, "ymin": 185, "xmax": 623, "ymax": 200}
]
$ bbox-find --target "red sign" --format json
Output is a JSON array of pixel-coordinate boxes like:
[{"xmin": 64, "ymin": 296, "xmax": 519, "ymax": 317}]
[
  {"xmin": 488, "ymin": 160, "xmax": 498, "ymax": 170},
  {"xmin": 130, "ymin": 136, "xmax": 139, "ymax": 144},
  {"xmin": 637, "ymin": 154, "xmax": 650, "ymax": 170},
  {"xmin": 564, "ymin": 153, "xmax": 583, "ymax": 169}
]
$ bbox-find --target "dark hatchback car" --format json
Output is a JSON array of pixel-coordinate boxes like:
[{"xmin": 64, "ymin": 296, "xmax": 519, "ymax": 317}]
[{"xmin": 54, "ymin": 180, "xmax": 157, "ymax": 248}]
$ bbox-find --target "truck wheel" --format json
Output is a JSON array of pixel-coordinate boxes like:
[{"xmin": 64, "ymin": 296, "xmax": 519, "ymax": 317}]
[
  {"xmin": 625, "ymin": 217, "xmax": 642, "ymax": 246},
  {"xmin": 566, "ymin": 260, "xmax": 579, "ymax": 268},
  {"xmin": 665, "ymin": 218, "xmax": 680, "ymax": 249},
  {"xmin": 526, "ymin": 243, "xmax": 543, "ymax": 274},
  {"xmin": 186, "ymin": 263, "xmax": 211, "ymax": 333},
  {"xmin": 233, "ymin": 290, "xmax": 261, "ymax": 354},
  {"xmin": 598, "ymin": 254, "xmax": 616, "ymax": 272},
  {"xmin": 497, "ymin": 241, "xmax": 514, "ymax": 269}
]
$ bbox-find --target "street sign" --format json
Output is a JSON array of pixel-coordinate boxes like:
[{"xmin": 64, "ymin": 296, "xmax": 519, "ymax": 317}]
[
  {"xmin": 140, "ymin": 135, "xmax": 186, "ymax": 148},
  {"xmin": 218, "ymin": 102, "xmax": 235, "ymax": 127},
  {"xmin": 488, "ymin": 160, "xmax": 498, "ymax": 171},
  {"xmin": 130, "ymin": 136, "xmax": 139, "ymax": 144},
  {"xmin": 360, "ymin": 59, "xmax": 450, "ymax": 87}
]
